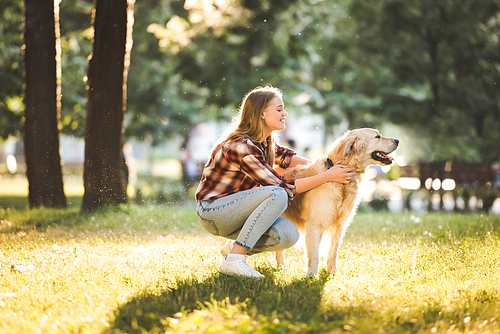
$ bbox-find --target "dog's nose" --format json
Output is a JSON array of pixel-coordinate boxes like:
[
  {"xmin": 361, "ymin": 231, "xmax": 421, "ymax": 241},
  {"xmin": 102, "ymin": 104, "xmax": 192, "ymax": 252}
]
[{"xmin": 394, "ymin": 139, "xmax": 399, "ymax": 145}]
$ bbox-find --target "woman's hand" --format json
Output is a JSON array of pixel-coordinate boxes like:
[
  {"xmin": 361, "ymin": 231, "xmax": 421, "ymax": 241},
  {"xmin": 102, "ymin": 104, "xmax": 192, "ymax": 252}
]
[
  {"xmin": 293, "ymin": 164, "xmax": 356, "ymax": 194},
  {"xmin": 324, "ymin": 165, "xmax": 356, "ymax": 184}
]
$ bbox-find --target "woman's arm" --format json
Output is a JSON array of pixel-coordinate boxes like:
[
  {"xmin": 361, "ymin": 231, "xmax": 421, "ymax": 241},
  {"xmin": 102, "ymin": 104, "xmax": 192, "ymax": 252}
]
[
  {"xmin": 294, "ymin": 165, "xmax": 355, "ymax": 194},
  {"xmin": 274, "ymin": 155, "xmax": 311, "ymax": 175},
  {"xmin": 289, "ymin": 155, "xmax": 312, "ymax": 167}
]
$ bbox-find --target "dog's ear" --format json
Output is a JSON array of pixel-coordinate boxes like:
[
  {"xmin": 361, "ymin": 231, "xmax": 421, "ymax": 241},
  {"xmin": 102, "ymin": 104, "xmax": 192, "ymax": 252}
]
[{"xmin": 343, "ymin": 135, "xmax": 366, "ymax": 156}]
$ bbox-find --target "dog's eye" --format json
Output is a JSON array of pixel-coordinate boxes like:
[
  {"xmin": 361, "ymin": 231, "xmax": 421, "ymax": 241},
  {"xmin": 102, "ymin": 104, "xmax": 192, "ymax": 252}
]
[{"xmin": 375, "ymin": 135, "xmax": 381, "ymax": 139}]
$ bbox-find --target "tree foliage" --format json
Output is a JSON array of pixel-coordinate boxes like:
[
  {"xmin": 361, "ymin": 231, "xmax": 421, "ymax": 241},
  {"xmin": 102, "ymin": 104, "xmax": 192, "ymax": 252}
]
[
  {"xmin": 329, "ymin": 0, "xmax": 500, "ymax": 162},
  {"xmin": 58, "ymin": 0, "xmax": 94, "ymax": 137},
  {"xmin": 125, "ymin": 0, "xmax": 313, "ymax": 144},
  {"xmin": 0, "ymin": 0, "xmax": 24, "ymax": 139},
  {"xmin": 1, "ymin": 0, "xmax": 500, "ymax": 166}
]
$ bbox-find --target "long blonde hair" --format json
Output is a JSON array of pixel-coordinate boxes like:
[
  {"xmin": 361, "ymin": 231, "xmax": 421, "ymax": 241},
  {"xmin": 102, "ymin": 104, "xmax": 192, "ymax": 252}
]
[{"xmin": 212, "ymin": 85, "xmax": 282, "ymax": 166}]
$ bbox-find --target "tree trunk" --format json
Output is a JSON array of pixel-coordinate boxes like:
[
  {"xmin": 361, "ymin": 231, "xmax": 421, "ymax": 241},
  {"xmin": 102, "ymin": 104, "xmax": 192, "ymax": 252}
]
[
  {"xmin": 23, "ymin": 0, "xmax": 67, "ymax": 209},
  {"xmin": 82, "ymin": 0, "xmax": 133, "ymax": 212}
]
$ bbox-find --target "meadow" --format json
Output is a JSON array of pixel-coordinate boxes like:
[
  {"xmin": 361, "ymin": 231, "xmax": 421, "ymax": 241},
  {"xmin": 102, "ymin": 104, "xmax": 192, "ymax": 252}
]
[{"xmin": 0, "ymin": 201, "xmax": 499, "ymax": 334}]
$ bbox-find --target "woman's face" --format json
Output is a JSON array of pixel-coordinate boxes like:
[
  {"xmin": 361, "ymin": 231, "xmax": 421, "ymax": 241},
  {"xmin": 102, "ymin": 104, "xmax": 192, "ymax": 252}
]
[{"xmin": 262, "ymin": 96, "xmax": 287, "ymax": 136}]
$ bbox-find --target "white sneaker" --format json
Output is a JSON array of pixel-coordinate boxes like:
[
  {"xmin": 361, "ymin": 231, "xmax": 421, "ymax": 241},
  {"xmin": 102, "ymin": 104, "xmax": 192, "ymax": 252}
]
[
  {"xmin": 220, "ymin": 258, "xmax": 264, "ymax": 278},
  {"xmin": 220, "ymin": 240, "xmax": 235, "ymax": 257}
]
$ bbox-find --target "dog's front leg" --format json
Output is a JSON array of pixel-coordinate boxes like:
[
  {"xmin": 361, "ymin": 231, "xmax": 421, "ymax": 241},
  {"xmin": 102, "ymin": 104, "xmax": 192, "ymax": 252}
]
[
  {"xmin": 326, "ymin": 226, "xmax": 345, "ymax": 275},
  {"xmin": 275, "ymin": 250, "xmax": 286, "ymax": 270},
  {"xmin": 305, "ymin": 226, "xmax": 323, "ymax": 277}
]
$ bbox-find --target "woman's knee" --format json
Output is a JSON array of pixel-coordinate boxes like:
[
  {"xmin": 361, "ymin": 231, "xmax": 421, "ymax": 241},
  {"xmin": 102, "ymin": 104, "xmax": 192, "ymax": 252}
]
[{"xmin": 269, "ymin": 186, "xmax": 288, "ymax": 211}]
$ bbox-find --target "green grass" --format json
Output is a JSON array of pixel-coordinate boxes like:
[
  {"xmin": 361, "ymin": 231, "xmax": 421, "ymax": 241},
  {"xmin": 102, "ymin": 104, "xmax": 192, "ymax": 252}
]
[
  {"xmin": 0, "ymin": 196, "xmax": 83, "ymax": 211},
  {"xmin": 0, "ymin": 202, "xmax": 499, "ymax": 334}
]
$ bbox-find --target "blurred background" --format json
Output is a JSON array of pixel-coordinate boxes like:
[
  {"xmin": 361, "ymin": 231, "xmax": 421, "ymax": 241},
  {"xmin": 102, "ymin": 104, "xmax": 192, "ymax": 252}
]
[{"xmin": 1, "ymin": 0, "xmax": 499, "ymax": 213}]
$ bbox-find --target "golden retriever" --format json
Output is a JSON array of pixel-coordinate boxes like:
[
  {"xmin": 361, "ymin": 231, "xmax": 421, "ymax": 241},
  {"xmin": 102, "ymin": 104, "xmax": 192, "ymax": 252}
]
[{"xmin": 276, "ymin": 128, "xmax": 399, "ymax": 276}]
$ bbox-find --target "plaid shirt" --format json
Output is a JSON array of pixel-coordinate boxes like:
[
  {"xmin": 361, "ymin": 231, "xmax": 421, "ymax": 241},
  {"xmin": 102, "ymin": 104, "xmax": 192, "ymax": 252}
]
[{"xmin": 195, "ymin": 135, "xmax": 296, "ymax": 201}]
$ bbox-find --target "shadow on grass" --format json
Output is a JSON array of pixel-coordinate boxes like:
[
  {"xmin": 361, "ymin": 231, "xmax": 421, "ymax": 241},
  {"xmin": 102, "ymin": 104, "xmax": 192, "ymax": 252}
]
[
  {"xmin": 105, "ymin": 267, "xmax": 334, "ymax": 333},
  {"xmin": 105, "ymin": 266, "xmax": 500, "ymax": 333}
]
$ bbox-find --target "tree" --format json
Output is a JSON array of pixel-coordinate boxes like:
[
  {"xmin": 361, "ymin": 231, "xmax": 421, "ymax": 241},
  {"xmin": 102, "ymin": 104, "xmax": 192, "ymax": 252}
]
[
  {"xmin": 6, "ymin": 0, "xmax": 498, "ymax": 171},
  {"xmin": 23, "ymin": 0, "xmax": 67, "ymax": 208},
  {"xmin": 82, "ymin": 0, "xmax": 134, "ymax": 212}
]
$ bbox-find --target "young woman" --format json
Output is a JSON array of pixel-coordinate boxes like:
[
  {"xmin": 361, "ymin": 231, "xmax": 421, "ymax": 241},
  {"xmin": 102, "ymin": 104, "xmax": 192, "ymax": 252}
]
[{"xmin": 195, "ymin": 86, "xmax": 355, "ymax": 278}]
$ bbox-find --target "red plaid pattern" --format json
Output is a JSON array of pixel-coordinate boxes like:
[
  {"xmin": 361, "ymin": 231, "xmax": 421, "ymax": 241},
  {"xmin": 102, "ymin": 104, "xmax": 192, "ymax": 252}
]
[{"xmin": 195, "ymin": 135, "xmax": 296, "ymax": 201}]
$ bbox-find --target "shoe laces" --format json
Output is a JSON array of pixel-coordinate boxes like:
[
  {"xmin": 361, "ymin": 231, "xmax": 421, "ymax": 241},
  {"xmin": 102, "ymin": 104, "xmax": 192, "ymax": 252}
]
[{"xmin": 236, "ymin": 259, "xmax": 262, "ymax": 277}]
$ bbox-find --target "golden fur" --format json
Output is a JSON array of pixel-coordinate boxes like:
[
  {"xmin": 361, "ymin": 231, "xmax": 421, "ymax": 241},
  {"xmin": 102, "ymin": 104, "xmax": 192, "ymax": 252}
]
[{"xmin": 276, "ymin": 128, "xmax": 399, "ymax": 276}]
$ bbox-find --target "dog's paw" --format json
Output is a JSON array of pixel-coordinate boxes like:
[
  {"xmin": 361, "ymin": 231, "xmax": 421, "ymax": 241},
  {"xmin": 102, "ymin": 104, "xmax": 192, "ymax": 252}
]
[
  {"xmin": 274, "ymin": 250, "xmax": 286, "ymax": 270},
  {"xmin": 306, "ymin": 269, "xmax": 319, "ymax": 278},
  {"xmin": 326, "ymin": 267, "xmax": 337, "ymax": 275},
  {"xmin": 319, "ymin": 268, "xmax": 335, "ymax": 281},
  {"xmin": 277, "ymin": 263, "xmax": 287, "ymax": 271}
]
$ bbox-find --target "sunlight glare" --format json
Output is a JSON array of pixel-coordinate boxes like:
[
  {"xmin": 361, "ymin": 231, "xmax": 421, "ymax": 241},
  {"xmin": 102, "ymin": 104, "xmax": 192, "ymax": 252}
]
[
  {"xmin": 381, "ymin": 165, "xmax": 391, "ymax": 173},
  {"xmin": 292, "ymin": 92, "xmax": 311, "ymax": 105},
  {"xmin": 359, "ymin": 180, "xmax": 377, "ymax": 201},
  {"xmin": 395, "ymin": 155, "xmax": 405, "ymax": 166},
  {"xmin": 432, "ymin": 178, "xmax": 441, "ymax": 190},
  {"xmin": 425, "ymin": 178, "xmax": 433, "ymax": 190},
  {"xmin": 441, "ymin": 178, "xmax": 456, "ymax": 191},
  {"xmin": 364, "ymin": 167, "xmax": 377, "ymax": 181},
  {"xmin": 6, "ymin": 155, "xmax": 17, "ymax": 173},
  {"xmin": 396, "ymin": 177, "xmax": 421, "ymax": 190}
]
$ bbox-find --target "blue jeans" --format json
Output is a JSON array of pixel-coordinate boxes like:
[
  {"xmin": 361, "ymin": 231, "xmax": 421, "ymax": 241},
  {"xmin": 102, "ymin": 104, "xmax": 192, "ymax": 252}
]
[{"xmin": 196, "ymin": 186, "xmax": 299, "ymax": 253}]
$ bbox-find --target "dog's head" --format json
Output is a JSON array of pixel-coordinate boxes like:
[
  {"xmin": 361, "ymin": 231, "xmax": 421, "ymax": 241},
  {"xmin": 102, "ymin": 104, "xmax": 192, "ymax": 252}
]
[{"xmin": 329, "ymin": 128, "xmax": 399, "ymax": 168}]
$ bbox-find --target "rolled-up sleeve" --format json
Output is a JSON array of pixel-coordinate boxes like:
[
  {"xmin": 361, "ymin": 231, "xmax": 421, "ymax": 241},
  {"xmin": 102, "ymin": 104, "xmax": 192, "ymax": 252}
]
[
  {"xmin": 241, "ymin": 155, "xmax": 296, "ymax": 198},
  {"xmin": 275, "ymin": 144, "xmax": 296, "ymax": 169}
]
